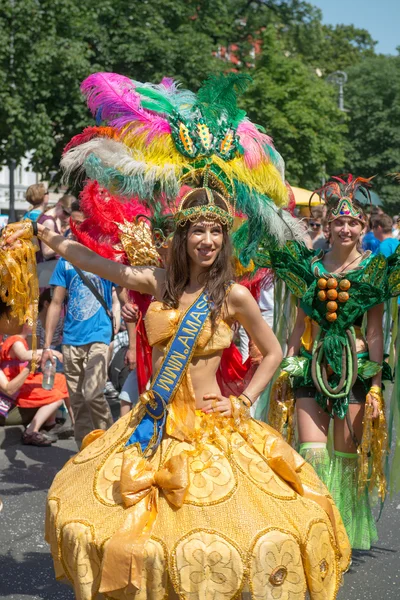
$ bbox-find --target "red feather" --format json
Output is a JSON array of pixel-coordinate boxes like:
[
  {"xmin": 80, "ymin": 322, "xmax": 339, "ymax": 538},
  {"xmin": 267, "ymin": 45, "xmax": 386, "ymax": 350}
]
[{"xmin": 63, "ymin": 126, "xmax": 119, "ymax": 154}]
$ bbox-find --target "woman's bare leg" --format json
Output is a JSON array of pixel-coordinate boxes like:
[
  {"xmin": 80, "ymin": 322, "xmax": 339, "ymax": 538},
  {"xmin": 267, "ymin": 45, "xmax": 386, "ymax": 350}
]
[
  {"xmin": 296, "ymin": 396, "xmax": 330, "ymax": 443},
  {"xmin": 296, "ymin": 394, "xmax": 331, "ymax": 483},
  {"xmin": 333, "ymin": 404, "xmax": 364, "ymax": 453},
  {"xmin": 25, "ymin": 400, "xmax": 63, "ymax": 434}
]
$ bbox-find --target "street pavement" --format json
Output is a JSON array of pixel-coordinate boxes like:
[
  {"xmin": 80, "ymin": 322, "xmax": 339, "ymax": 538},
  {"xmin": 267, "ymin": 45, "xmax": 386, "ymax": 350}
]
[{"xmin": 0, "ymin": 423, "xmax": 399, "ymax": 600}]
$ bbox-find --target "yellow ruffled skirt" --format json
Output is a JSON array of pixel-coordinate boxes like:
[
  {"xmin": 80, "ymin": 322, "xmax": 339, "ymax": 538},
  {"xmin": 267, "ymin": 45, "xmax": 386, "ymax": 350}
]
[{"xmin": 46, "ymin": 408, "xmax": 351, "ymax": 600}]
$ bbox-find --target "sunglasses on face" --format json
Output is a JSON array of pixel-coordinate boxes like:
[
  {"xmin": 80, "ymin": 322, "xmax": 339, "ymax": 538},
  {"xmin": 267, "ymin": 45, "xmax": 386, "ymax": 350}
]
[{"xmin": 309, "ymin": 221, "xmax": 322, "ymax": 229}]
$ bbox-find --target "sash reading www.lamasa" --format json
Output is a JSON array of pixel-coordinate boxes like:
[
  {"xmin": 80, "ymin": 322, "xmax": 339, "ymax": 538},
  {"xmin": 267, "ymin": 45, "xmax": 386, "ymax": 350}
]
[{"xmin": 126, "ymin": 291, "xmax": 210, "ymax": 456}]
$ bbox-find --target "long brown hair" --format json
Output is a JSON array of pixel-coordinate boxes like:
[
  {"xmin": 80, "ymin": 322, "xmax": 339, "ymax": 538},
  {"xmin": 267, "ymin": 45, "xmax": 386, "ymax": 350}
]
[{"xmin": 163, "ymin": 188, "xmax": 233, "ymax": 325}]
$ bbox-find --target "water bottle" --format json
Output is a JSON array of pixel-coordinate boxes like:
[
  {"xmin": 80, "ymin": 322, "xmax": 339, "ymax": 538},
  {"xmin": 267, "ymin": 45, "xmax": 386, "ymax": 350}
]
[{"xmin": 42, "ymin": 357, "xmax": 56, "ymax": 390}]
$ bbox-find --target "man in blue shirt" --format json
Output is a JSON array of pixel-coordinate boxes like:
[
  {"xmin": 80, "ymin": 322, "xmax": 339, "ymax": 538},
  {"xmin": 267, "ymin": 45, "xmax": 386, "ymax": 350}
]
[
  {"xmin": 373, "ymin": 213, "xmax": 400, "ymax": 258},
  {"xmin": 42, "ymin": 255, "xmax": 117, "ymax": 448},
  {"xmin": 373, "ymin": 213, "xmax": 400, "ymax": 312}
]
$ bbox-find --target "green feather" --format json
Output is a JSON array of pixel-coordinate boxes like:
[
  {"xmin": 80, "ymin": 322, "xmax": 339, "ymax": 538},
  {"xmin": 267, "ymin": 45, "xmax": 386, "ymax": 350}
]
[
  {"xmin": 196, "ymin": 73, "xmax": 252, "ymax": 129},
  {"xmin": 135, "ymin": 87, "xmax": 175, "ymax": 116}
]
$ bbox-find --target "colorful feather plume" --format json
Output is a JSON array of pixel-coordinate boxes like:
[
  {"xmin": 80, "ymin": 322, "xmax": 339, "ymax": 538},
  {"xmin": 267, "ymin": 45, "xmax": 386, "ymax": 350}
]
[
  {"xmin": 71, "ymin": 180, "xmax": 158, "ymax": 266},
  {"xmin": 312, "ymin": 174, "xmax": 375, "ymax": 206},
  {"xmin": 62, "ymin": 71, "xmax": 306, "ymax": 261}
]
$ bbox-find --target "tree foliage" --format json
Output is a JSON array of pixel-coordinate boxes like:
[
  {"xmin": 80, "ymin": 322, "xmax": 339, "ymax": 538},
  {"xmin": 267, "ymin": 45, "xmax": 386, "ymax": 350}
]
[
  {"xmin": 0, "ymin": 0, "xmax": 398, "ymax": 205},
  {"xmin": 344, "ymin": 55, "xmax": 400, "ymax": 212},
  {"xmin": 242, "ymin": 27, "xmax": 347, "ymax": 189}
]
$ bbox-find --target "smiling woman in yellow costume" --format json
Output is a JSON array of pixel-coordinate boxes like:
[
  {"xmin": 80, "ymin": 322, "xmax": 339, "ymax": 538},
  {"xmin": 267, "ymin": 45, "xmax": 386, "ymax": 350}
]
[{"xmin": 4, "ymin": 73, "xmax": 350, "ymax": 599}]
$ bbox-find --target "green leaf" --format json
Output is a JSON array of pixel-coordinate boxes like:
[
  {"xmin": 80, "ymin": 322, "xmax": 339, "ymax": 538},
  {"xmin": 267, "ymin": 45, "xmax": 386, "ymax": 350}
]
[
  {"xmin": 281, "ymin": 356, "xmax": 309, "ymax": 377},
  {"xmin": 357, "ymin": 358, "xmax": 382, "ymax": 379}
]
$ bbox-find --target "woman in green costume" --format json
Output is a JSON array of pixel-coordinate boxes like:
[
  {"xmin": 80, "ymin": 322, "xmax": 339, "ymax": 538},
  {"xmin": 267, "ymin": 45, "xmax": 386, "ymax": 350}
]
[{"xmin": 260, "ymin": 176, "xmax": 400, "ymax": 550}]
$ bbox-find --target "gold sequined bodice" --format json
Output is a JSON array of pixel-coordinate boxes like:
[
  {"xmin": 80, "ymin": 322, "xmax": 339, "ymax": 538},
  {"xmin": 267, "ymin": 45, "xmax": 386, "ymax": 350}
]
[{"xmin": 145, "ymin": 301, "xmax": 233, "ymax": 356}]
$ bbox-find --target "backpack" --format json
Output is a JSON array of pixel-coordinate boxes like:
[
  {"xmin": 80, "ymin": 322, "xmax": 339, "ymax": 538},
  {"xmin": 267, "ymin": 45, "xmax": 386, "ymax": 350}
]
[{"xmin": 108, "ymin": 346, "xmax": 130, "ymax": 392}]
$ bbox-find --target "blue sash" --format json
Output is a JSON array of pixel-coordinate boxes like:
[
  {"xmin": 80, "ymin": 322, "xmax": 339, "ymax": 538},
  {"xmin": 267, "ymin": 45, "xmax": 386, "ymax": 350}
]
[{"xmin": 126, "ymin": 291, "xmax": 210, "ymax": 456}]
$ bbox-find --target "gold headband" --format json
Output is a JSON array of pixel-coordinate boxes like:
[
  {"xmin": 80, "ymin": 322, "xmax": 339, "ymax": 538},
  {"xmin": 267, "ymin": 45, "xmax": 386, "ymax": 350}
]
[{"xmin": 174, "ymin": 187, "xmax": 234, "ymax": 229}]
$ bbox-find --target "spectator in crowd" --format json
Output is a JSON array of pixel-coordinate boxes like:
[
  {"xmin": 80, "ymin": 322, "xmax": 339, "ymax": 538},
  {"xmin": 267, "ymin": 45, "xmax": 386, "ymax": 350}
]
[
  {"xmin": 0, "ymin": 360, "xmax": 30, "ymax": 424},
  {"xmin": 63, "ymin": 199, "xmax": 84, "ymax": 237},
  {"xmin": 36, "ymin": 194, "xmax": 75, "ymax": 262},
  {"xmin": 0, "ymin": 326, "xmax": 68, "ymax": 446},
  {"xmin": 307, "ymin": 206, "xmax": 326, "ymax": 249},
  {"xmin": 37, "ymin": 289, "xmax": 64, "ymax": 350},
  {"xmin": 313, "ymin": 218, "xmax": 331, "ymax": 251},
  {"xmin": 41, "ymin": 204, "xmax": 120, "ymax": 448},
  {"xmin": 118, "ymin": 301, "xmax": 140, "ymax": 417},
  {"xmin": 22, "ymin": 183, "xmax": 49, "ymax": 222},
  {"xmin": 0, "ymin": 299, "xmax": 22, "ymax": 337},
  {"xmin": 373, "ymin": 213, "xmax": 400, "ymax": 257},
  {"xmin": 362, "ymin": 206, "xmax": 382, "ymax": 254}
]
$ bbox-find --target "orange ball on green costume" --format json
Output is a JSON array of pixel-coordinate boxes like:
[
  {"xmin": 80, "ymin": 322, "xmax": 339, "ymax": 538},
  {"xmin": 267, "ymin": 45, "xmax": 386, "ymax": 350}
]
[
  {"xmin": 327, "ymin": 278, "xmax": 338, "ymax": 289},
  {"xmin": 327, "ymin": 301, "xmax": 338, "ymax": 312},
  {"xmin": 326, "ymin": 312, "xmax": 337, "ymax": 322},
  {"xmin": 326, "ymin": 289, "xmax": 338, "ymax": 300},
  {"xmin": 317, "ymin": 290, "xmax": 327, "ymax": 301},
  {"xmin": 339, "ymin": 279, "xmax": 351, "ymax": 291},
  {"xmin": 338, "ymin": 291, "xmax": 350, "ymax": 303}
]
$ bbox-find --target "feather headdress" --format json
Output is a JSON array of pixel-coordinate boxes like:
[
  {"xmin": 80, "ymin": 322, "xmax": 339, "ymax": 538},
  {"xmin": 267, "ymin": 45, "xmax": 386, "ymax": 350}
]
[
  {"xmin": 62, "ymin": 72, "xmax": 304, "ymax": 262},
  {"xmin": 311, "ymin": 174, "xmax": 373, "ymax": 223},
  {"xmin": 71, "ymin": 180, "xmax": 160, "ymax": 267}
]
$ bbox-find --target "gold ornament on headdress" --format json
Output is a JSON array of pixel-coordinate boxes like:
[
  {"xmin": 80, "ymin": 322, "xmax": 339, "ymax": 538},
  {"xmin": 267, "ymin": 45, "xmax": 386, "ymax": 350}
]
[
  {"xmin": 174, "ymin": 166, "xmax": 235, "ymax": 229},
  {"xmin": 115, "ymin": 219, "xmax": 160, "ymax": 267},
  {"xmin": 312, "ymin": 175, "xmax": 371, "ymax": 225},
  {"xmin": 0, "ymin": 221, "xmax": 39, "ymax": 372},
  {"xmin": 328, "ymin": 197, "xmax": 366, "ymax": 223},
  {"xmin": 174, "ymin": 186, "xmax": 234, "ymax": 229}
]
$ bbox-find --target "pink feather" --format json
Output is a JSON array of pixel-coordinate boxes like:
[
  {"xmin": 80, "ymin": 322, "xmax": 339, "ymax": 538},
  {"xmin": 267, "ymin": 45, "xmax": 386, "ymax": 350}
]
[
  {"xmin": 160, "ymin": 77, "xmax": 175, "ymax": 89},
  {"xmin": 81, "ymin": 72, "xmax": 171, "ymax": 141},
  {"xmin": 237, "ymin": 120, "xmax": 274, "ymax": 169}
]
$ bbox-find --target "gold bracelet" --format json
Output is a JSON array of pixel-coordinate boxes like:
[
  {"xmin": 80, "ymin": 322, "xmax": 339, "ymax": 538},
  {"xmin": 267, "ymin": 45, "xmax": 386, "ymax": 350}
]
[
  {"xmin": 369, "ymin": 385, "xmax": 383, "ymax": 401},
  {"xmin": 369, "ymin": 385, "xmax": 382, "ymax": 394}
]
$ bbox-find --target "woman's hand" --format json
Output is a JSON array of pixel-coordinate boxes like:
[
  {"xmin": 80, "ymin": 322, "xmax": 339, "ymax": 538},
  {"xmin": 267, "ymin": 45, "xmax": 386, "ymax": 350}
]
[
  {"xmin": 41, "ymin": 348, "xmax": 56, "ymax": 370},
  {"xmin": 366, "ymin": 392, "xmax": 379, "ymax": 419},
  {"xmin": 202, "ymin": 393, "xmax": 232, "ymax": 417},
  {"xmin": 121, "ymin": 302, "xmax": 139, "ymax": 324},
  {"xmin": 124, "ymin": 348, "xmax": 137, "ymax": 370},
  {"xmin": 249, "ymin": 340, "xmax": 263, "ymax": 366},
  {"xmin": 0, "ymin": 222, "xmax": 38, "ymax": 248}
]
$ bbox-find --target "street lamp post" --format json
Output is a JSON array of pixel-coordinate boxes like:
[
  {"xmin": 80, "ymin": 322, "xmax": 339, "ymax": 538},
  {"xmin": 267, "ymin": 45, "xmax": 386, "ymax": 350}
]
[
  {"xmin": 8, "ymin": 159, "xmax": 16, "ymax": 223},
  {"xmin": 323, "ymin": 70, "xmax": 349, "ymax": 185},
  {"xmin": 326, "ymin": 70, "xmax": 348, "ymax": 112}
]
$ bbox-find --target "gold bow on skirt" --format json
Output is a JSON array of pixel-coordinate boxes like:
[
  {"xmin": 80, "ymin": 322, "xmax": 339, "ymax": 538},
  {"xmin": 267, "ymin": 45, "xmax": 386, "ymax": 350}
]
[{"xmin": 100, "ymin": 450, "xmax": 189, "ymax": 593}]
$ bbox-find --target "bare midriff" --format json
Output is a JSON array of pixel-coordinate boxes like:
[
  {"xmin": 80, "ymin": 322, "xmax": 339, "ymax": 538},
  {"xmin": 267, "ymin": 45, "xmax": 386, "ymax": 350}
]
[{"xmin": 152, "ymin": 346, "xmax": 224, "ymax": 408}]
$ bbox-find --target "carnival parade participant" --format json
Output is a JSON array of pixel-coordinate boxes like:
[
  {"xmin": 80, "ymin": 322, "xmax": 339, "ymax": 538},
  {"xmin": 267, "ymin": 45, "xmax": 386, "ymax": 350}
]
[
  {"xmin": 262, "ymin": 176, "xmax": 400, "ymax": 550},
  {"xmin": 2, "ymin": 73, "xmax": 351, "ymax": 599}
]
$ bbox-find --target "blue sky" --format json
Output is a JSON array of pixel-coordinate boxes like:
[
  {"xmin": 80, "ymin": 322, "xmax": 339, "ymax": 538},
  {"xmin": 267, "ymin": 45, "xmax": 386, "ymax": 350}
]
[{"xmin": 311, "ymin": 0, "xmax": 399, "ymax": 55}]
